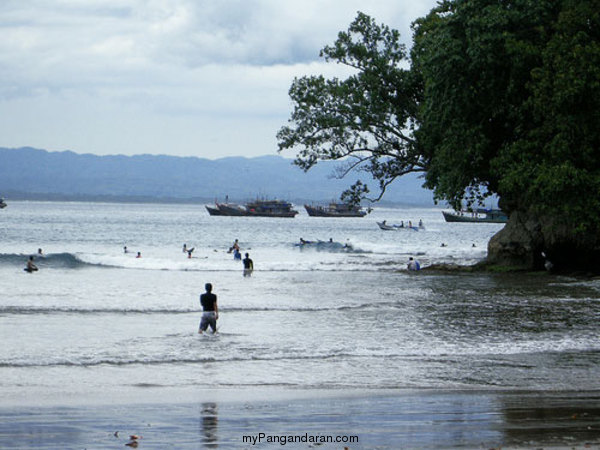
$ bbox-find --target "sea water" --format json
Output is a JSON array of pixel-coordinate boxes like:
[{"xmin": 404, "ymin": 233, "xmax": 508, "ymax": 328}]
[{"xmin": 1, "ymin": 201, "xmax": 599, "ymax": 406}]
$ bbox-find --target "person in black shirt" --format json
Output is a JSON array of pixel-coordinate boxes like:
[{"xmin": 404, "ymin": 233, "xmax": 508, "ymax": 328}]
[
  {"xmin": 242, "ymin": 253, "xmax": 253, "ymax": 277},
  {"xmin": 199, "ymin": 283, "xmax": 218, "ymax": 334}
]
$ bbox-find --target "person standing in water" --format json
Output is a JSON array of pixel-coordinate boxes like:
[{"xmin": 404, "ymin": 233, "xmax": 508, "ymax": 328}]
[
  {"xmin": 25, "ymin": 256, "xmax": 38, "ymax": 273},
  {"xmin": 233, "ymin": 248, "xmax": 241, "ymax": 260},
  {"xmin": 198, "ymin": 283, "xmax": 218, "ymax": 334},
  {"xmin": 229, "ymin": 239, "xmax": 240, "ymax": 253},
  {"xmin": 407, "ymin": 257, "xmax": 421, "ymax": 271},
  {"xmin": 242, "ymin": 253, "xmax": 253, "ymax": 277}
]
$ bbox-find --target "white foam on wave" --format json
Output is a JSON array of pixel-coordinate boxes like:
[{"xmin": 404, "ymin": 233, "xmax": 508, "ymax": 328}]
[{"xmin": 76, "ymin": 252, "xmax": 244, "ymax": 272}]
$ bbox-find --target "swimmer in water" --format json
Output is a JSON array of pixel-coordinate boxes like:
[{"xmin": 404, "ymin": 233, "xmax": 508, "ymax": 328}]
[{"xmin": 25, "ymin": 256, "xmax": 38, "ymax": 273}]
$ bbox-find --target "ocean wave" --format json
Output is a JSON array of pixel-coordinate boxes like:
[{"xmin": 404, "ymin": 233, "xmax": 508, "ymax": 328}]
[
  {"xmin": 0, "ymin": 352, "xmax": 360, "ymax": 369},
  {"xmin": 0, "ymin": 302, "xmax": 388, "ymax": 316},
  {"xmin": 0, "ymin": 247, "xmax": 485, "ymax": 273},
  {"xmin": 2, "ymin": 346, "xmax": 599, "ymax": 369},
  {"xmin": 0, "ymin": 252, "xmax": 92, "ymax": 269},
  {"xmin": 0, "ymin": 306, "xmax": 197, "ymax": 315},
  {"xmin": 0, "ymin": 251, "xmax": 409, "ymax": 272},
  {"xmin": 293, "ymin": 241, "xmax": 371, "ymax": 254}
]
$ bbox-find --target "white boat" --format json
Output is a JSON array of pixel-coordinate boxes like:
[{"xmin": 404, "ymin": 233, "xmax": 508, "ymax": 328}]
[{"xmin": 376, "ymin": 221, "xmax": 422, "ymax": 231}]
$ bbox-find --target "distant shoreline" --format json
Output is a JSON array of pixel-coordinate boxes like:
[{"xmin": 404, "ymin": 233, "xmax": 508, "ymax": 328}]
[
  {"xmin": 0, "ymin": 193, "xmax": 441, "ymax": 208},
  {"xmin": 0, "ymin": 146, "xmax": 437, "ymax": 206}
]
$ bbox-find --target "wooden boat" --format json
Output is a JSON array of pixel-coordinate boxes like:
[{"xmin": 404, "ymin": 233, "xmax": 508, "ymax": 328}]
[
  {"xmin": 215, "ymin": 202, "xmax": 248, "ymax": 216},
  {"xmin": 442, "ymin": 208, "xmax": 508, "ymax": 223},
  {"xmin": 206, "ymin": 199, "xmax": 298, "ymax": 217},
  {"xmin": 304, "ymin": 202, "xmax": 368, "ymax": 217},
  {"xmin": 246, "ymin": 200, "xmax": 298, "ymax": 218},
  {"xmin": 205, "ymin": 205, "xmax": 223, "ymax": 216}
]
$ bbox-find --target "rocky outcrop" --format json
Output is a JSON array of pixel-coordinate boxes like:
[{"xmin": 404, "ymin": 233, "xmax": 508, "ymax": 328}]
[{"xmin": 487, "ymin": 211, "xmax": 600, "ymax": 273}]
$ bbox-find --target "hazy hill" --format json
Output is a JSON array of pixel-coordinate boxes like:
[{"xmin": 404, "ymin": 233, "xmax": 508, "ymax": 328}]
[{"xmin": 0, "ymin": 147, "xmax": 435, "ymax": 205}]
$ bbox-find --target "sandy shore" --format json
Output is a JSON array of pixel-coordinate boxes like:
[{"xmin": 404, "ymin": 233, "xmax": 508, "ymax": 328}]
[{"xmin": 0, "ymin": 389, "xmax": 599, "ymax": 449}]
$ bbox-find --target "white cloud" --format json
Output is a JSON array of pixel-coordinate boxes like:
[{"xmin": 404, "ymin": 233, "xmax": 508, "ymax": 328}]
[{"xmin": 0, "ymin": 0, "xmax": 438, "ymax": 158}]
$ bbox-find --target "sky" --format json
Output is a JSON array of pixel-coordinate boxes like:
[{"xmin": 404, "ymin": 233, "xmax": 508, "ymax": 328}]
[{"xmin": 0, "ymin": 0, "xmax": 439, "ymax": 159}]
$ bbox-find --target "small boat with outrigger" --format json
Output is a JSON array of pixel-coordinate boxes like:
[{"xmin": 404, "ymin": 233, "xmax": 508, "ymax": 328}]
[
  {"xmin": 376, "ymin": 220, "xmax": 424, "ymax": 231},
  {"xmin": 294, "ymin": 238, "xmax": 354, "ymax": 251}
]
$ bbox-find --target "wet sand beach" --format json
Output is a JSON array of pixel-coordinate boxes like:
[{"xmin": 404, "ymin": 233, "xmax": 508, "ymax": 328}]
[{"xmin": 1, "ymin": 389, "xmax": 599, "ymax": 449}]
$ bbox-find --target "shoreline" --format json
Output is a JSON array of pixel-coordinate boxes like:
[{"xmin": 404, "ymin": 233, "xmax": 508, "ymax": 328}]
[
  {"xmin": 423, "ymin": 261, "xmax": 600, "ymax": 278},
  {"xmin": 1, "ymin": 388, "xmax": 599, "ymax": 449}
]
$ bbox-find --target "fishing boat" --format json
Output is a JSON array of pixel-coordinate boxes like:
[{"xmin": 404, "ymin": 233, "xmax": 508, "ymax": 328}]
[
  {"xmin": 205, "ymin": 205, "xmax": 223, "ymax": 216},
  {"xmin": 215, "ymin": 202, "xmax": 248, "ymax": 216},
  {"xmin": 205, "ymin": 199, "xmax": 298, "ymax": 217},
  {"xmin": 304, "ymin": 202, "xmax": 368, "ymax": 217},
  {"xmin": 205, "ymin": 203, "xmax": 247, "ymax": 216},
  {"xmin": 246, "ymin": 199, "xmax": 298, "ymax": 218},
  {"xmin": 442, "ymin": 208, "xmax": 508, "ymax": 223}
]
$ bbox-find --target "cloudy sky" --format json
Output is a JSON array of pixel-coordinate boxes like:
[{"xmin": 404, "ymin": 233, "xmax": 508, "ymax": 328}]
[{"xmin": 1, "ymin": 0, "xmax": 438, "ymax": 159}]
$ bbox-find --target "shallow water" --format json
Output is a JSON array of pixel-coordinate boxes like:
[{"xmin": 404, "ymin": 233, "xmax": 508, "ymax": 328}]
[{"xmin": 1, "ymin": 201, "xmax": 599, "ymax": 406}]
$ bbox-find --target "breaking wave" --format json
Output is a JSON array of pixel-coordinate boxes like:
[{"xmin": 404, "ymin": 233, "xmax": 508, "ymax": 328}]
[{"xmin": 0, "ymin": 252, "xmax": 92, "ymax": 269}]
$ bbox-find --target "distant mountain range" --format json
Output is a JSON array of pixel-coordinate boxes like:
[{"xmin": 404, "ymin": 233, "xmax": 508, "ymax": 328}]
[{"xmin": 0, "ymin": 147, "xmax": 435, "ymax": 205}]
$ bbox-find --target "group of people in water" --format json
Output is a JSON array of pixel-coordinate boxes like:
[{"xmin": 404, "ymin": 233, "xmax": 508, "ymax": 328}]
[
  {"xmin": 123, "ymin": 240, "xmax": 255, "ymax": 277},
  {"xmin": 22, "ymin": 242, "xmax": 417, "ymax": 341},
  {"xmin": 123, "ymin": 246, "xmax": 142, "ymax": 258},
  {"xmin": 225, "ymin": 239, "xmax": 254, "ymax": 276},
  {"xmin": 22, "ymin": 237, "xmax": 414, "ymax": 337},
  {"xmin": 198, "ymin": 240, "xmax": 421, "ymax": 335}
]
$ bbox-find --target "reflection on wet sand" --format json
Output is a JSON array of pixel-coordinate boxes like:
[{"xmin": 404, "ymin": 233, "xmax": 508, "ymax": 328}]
[
  {"xmin": 200, "ymin": 402, "xmax": 218, "ymax": 448},
  {"xmin": 499, "ymin": 391, "xmax": 600, "ymax": 447}
]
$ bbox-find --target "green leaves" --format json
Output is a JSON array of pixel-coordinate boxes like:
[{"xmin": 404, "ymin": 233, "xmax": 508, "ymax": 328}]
[
  {"xmin": 279, "ymin": 2, "xmax": 600, "ymax": 237},
  {"xmin": 277, "ymin": 11, "xmax": 424, "ymax": 202}
]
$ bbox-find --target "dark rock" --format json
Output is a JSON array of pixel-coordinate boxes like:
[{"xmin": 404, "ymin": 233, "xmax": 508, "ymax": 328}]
[{"xmin": 487, "ymin": 210, "xmax": 600, "ymax": 273}]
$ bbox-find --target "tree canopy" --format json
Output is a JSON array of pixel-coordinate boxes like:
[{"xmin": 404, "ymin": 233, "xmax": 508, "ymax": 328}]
[
  {"xmin": 276, "ymin": 12, "xmax": 426, "ymax": 205},
  {"xmin": 415, "ymin": 0, "xmax": 600, "ymax": 230},
  {"xmin": 278, "ymin": 0, "xmax": 600, "ymax": 235}
]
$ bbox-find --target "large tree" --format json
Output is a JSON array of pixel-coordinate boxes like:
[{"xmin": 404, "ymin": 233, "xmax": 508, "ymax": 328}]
[
  {"xmin": 276, "ymin": 12, "xmax": 426, "ymax": 205},
  {"xmin": 278, "ymin": 1, "xmax": 600, "ymax": 272}
]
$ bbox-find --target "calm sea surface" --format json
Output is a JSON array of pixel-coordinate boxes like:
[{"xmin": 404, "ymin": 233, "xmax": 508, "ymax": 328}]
[{"xmin": 1, "ymin": 201, "xmax": 599, "ymax": 405}]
